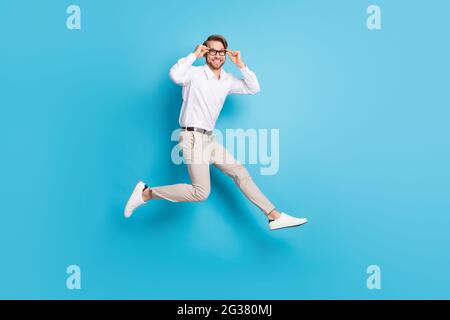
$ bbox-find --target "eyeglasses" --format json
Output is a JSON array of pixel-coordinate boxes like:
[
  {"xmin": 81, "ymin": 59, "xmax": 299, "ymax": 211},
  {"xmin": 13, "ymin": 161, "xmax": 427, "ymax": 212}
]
[{"xmin": 207, "ymin": 48, "xmax": 227, "ymax": 56}]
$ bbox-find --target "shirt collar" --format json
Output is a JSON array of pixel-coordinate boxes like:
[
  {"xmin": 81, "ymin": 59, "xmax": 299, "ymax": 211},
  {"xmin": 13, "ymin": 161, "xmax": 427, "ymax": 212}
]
[{"xmin": 203, "ymin": 64, "xmax": 228, "ymax": 81}]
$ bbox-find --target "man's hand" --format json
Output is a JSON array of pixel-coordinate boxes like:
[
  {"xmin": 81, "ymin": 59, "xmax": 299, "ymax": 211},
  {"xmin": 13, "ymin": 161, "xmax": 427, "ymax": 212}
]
[
  {"xmin": 193, "ymin": 45, "xmax": 210, "ymax": 58},
  {"xmin": 227, "ymin": 50, "xmax": 246, "ymax": 69}
]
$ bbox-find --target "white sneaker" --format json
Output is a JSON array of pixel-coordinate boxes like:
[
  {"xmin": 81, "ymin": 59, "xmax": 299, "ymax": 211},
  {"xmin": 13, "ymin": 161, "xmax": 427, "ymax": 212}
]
[
  {"xmin": 124, "ymin": 181, "xmax": 147, "ymax": 218},
  {"xmin": 269, "ymin": 212, "xmax": 308, "ymax": 230}
]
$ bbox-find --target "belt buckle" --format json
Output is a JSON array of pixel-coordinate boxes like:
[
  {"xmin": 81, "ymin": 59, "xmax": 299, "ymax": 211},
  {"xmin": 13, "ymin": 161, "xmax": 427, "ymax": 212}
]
[{"xmin": 183, "ymin": 127, "xmax": 210, "ymax": 135}]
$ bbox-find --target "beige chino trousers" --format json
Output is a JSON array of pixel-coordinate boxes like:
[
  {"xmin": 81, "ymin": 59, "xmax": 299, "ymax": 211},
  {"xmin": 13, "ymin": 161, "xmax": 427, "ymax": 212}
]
[{"xmin": 151, "ymin": 129, "xmax": 276, "ymax": 216}]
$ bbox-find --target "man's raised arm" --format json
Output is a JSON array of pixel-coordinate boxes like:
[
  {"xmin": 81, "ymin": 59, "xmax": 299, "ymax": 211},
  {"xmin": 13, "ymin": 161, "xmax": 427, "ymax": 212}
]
[
  {"xmin": 169, "ymin": 45, "xmax": 209, "ymax": 85},
  {"xmin": 227, "ymin": 50, "xmax": 261, "ymax": 95}
]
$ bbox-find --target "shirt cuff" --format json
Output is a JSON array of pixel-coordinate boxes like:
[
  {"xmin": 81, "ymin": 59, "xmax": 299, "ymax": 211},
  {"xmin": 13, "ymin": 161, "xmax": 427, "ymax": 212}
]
[
  {"xmin": 239, "ymin": 65, "xmax": 250, "ymax": 72},
  {"xmin": 186, "ymin": 53, "xmax": 197, "ymax": 64}
]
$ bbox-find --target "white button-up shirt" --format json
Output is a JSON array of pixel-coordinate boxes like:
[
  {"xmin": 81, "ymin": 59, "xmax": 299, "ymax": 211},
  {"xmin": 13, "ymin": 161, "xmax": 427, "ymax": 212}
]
[{"xmin": 169, "ymin": 53, "xmax": 261, "ymax": 131}]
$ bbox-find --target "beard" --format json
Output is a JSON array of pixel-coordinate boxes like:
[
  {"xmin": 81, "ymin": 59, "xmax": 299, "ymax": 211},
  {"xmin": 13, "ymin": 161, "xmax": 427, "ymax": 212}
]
[{"xmin": 207, "ymin": 58, "xmax": 225, "ymax": 70}]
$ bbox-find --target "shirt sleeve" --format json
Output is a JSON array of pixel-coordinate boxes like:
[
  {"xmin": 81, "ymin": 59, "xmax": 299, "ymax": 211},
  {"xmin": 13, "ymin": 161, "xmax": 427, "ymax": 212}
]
[
  {"xmin": 169, "ymin": 53, "xmax": 197, "ymax": 86},
  {"xmin": 228, "ymin": 65, "xmax": 261, "ymax": 95}
]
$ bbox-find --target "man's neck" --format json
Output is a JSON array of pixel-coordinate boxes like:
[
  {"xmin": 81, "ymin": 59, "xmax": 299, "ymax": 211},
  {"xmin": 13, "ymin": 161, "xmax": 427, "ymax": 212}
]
[
  {"xmin": 207, "ymin": 64, "xmax": 222, "ymax": 80},
  {"xmin": 213, "ymin": 69, "xmax": 221, "ymax": 80}
]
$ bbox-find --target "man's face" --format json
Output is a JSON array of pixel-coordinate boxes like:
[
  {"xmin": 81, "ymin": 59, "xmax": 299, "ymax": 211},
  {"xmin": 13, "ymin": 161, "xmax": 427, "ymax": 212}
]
[{"xmin": 205, "ymin": 40, "xmax": 226, "ymax": 70}]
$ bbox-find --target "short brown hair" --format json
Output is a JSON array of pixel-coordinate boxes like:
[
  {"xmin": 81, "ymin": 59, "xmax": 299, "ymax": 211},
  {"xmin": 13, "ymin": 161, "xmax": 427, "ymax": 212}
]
[{"xmin": 203, "ymin": 34, "xmax": 228, "ymax": 49}]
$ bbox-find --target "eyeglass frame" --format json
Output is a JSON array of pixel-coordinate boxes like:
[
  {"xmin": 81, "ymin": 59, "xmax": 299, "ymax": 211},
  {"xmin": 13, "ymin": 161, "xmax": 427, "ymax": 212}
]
[{"xmin": 206, "ymin": 48, "xmax": 229, "ymax": 56}]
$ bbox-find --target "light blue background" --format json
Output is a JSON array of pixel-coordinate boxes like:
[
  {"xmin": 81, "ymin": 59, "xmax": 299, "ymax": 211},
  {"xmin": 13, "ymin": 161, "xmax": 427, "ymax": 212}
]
[{"xmin": 1, "ymin": 0, "xmax": 449, "ymax": 299}]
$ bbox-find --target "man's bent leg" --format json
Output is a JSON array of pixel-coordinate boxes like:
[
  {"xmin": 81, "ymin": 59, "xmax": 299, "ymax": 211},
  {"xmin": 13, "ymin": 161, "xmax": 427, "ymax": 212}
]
[
  {"xmin": 150, "ymin": 131, "xmax": 213, "ymax": 202},
  {"xmin": 150, "ymin": 163, "xmax": 211, "ymax": 202}
]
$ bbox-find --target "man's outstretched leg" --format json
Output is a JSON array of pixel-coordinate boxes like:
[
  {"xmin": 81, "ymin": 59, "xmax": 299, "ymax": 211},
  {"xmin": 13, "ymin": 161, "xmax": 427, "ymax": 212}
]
[{"xmin": 211, "ymin": 139, "xmax": 308, "ymax": 230}]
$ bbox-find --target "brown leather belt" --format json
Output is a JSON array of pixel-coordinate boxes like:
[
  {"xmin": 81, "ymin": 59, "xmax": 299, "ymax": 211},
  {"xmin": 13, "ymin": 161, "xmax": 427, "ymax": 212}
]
[{"xmin": 181, "ymin": 126, "xmax": 213, "ymax": 136}]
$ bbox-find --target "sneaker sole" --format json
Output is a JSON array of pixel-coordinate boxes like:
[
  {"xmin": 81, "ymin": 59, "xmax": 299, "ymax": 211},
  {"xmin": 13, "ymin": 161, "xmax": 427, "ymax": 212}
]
[
  {"xmin": 124, "ymin": 181, "xmax": 145, "ymax": 218},
  {"xmin": 269, "ymin": 220, "xmax": 308, "ymax": 231}
]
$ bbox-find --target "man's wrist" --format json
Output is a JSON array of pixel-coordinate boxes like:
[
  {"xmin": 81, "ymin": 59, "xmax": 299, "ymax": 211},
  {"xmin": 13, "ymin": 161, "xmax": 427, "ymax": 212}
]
[
  {"xmin": 237, "ymin": 62, "xmax": 246, "ymax": 69},
  {"xmin": 187, "ymin": 52, "xmax": 198, "ymax": 62}
]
